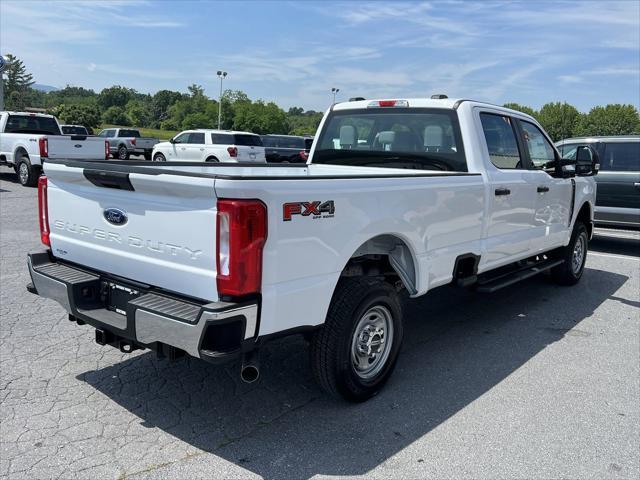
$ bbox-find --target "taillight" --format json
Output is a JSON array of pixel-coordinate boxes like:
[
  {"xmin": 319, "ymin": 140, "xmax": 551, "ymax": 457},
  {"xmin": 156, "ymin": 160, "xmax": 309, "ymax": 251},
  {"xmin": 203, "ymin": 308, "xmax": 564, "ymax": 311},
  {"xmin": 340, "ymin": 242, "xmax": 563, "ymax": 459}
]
[
  {"xmin": 216, "ymin": 199, "xmax": 267, "ymax": 297},
  {"xmin": 227, "ymin": 146, "xmax": 238, "ymax": 158},
  {"xmin": 38, "ymin": 137, "xmax": 49, "ymax": 158},
  {"xmin": 38, "ymin": 176, "xmax": 50, "ymax": 247},
  {"xmin": 130, "ymin": 138, "xmax": 136, "ymax": 146},
  {"xmin": 368, "ymin": 99, "xmax": 409, "ymax": 108},
  {"xmin": 299, "ymin": 150, "xmax": 309, "ymax": 161},
  {"xmin": 104, "ymin": 141, "xmax": 110, "ymax": 160}
]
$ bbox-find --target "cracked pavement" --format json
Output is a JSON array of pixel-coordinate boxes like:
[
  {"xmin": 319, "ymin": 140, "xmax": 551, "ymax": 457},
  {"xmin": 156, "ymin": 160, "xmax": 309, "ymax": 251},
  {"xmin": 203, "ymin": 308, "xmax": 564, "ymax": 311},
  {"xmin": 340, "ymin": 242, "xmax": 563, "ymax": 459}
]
[{"xmin": 1, "ymin": 171, "xmax": 639, "ymax": 479}]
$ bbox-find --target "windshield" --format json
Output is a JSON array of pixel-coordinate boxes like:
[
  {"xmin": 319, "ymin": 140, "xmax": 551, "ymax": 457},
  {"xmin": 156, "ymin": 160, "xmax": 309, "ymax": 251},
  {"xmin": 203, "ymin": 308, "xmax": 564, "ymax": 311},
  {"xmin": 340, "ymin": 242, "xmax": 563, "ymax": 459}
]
[
  {"xmin": 263, "ymin": 136, "xmax": 305, "ymax": 148},
  {"xmin": 5, "ymin": 115, "xmax": 61, "ymax": 135},
  {"xmin": 314, "ymin": 108, "xmax": 467, "ymax": 171}
]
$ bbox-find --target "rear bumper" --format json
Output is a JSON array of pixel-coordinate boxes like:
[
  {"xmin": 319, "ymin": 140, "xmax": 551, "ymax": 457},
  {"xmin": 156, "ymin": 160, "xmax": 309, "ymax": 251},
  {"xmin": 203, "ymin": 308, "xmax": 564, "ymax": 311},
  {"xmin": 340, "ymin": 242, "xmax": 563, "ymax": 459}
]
[{"xmin": 27, "ymin": 252, "xmax": 259, "ymax": 363}]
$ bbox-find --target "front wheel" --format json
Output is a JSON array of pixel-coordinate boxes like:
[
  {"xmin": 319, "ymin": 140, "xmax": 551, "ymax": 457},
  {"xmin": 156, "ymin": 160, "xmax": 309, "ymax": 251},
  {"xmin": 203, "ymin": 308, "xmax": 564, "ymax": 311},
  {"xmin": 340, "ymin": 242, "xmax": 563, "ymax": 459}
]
[
  {"xmin": 117, "ymin": 145, "xmax": 129, "ymax": 160},
  {"xmin": 310, "ymin": 277, "xmax": 403, "ymax": 402},
  {"xmin": 152, "ymin": 153, "xmax": 166, "ymax": 162},
  {"xmin": 552, "ymin": 222, "xmax": 588, "ymax": 285}
]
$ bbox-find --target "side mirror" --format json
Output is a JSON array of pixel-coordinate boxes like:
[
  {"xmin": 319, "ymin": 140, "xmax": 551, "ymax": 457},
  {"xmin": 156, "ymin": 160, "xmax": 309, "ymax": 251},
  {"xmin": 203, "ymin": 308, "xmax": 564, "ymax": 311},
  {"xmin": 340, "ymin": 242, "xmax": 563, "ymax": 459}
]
[
  {"xmin": 169, "ymin": 137, "xmax": 176, "ymax": 144},
  {"xmin": 575, "ymin": 145, "xmax": 600, "ymax": 176}
]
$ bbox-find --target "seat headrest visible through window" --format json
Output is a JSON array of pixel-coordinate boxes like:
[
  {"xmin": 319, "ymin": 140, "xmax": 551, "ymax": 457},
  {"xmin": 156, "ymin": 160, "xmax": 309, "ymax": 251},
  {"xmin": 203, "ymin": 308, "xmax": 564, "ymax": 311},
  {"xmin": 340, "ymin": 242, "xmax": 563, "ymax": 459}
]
[
  {"xmin": 424, "ymin": 125, "xmax": 443, "ymax": 151},
  {"xmin": 339, "ymin": 125, "xmax": 357, "ymax": 149}
]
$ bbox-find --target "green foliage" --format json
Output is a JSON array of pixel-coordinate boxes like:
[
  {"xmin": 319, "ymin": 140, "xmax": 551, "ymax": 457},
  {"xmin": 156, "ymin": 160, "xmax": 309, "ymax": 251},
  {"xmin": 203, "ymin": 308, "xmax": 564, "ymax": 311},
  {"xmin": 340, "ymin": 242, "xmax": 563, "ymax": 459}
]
[
  {"xmin": 150, "ymin": 89, "xmax": 183, "ymax": 127},
  {"xmin": 51, "ymin": 103, "xmax": 101, "ymax": 129},
  {"xmin": 2, "ymin": 53, "xmax": 35, "ymax": 110},
  {"xmin": 125, "ymin": 100, "xmax": 150, "ymax": 127},
  {"xmin": 182, "ymin": 112, "xmax": 213, "ymax": 130},
  {"xmin": 233, "ymin": 100, "xmax": 289, "ymax": 134},
  {"xmin": 102, "ymin": 106, "xmax": 131, "ymax": 126},
  {"xmin": 574, "ymin": 104, "xmax": 640, "ymax": 136},
  {"xmin": 537, "ymin": 102, "xmax": 581, "ymax": 141},
  {"xmin": 503, "ymin": 103, "xmax": 538, "ymax": 118},
  {"xmin": 98, "ymin": 85, "xmax": 134, "ymax": 110},
  {"xmin": 286, "ymin": 109, "xmax": 323, "ymax": 136}
]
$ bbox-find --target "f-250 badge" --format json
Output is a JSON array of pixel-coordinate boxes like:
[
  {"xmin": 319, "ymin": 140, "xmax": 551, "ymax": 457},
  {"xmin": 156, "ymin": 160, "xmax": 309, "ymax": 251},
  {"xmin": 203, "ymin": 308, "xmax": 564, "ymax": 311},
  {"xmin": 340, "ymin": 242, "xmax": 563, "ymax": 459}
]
[{"xmin": 283, "ymin": 201, "xmax": 335, "ymax": 221}]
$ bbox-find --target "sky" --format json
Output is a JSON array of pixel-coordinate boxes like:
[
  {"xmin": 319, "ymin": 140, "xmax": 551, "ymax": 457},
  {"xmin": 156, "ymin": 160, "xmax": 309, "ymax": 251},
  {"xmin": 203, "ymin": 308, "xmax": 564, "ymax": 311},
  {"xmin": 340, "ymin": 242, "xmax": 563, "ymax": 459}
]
[{"xmin": 1, "ymin": 0, "xmax": 639, "ymax": 112}]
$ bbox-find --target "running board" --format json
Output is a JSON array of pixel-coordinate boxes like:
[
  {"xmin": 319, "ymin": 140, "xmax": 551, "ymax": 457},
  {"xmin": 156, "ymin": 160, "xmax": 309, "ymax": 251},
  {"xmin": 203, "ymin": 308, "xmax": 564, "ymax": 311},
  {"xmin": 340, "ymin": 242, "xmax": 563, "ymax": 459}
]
[{"xmin": 475, "ymin": 258, "xmax": 564, "ymax": 293}]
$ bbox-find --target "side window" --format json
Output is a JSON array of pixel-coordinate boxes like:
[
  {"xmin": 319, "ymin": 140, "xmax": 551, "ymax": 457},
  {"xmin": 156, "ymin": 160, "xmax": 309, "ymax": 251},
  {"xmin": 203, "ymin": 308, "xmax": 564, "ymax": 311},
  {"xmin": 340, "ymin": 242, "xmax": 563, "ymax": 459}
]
[
  {"xmin": 480, "ymin": 113, "xmax": 522, "ymax": 169},
  {"xmin": 173, "ymin": 132, "xmax": 190, "ymax": 144},
  {"xmin": 188, "ymin": 132, "xmax": 205, "ymax": 144},
  {"xmin": 601, "ymin": 143, "xmax": 640, "ymax": 172},
  {"xmin": 520, "ymin": 121, "xmax": 556, "ymax": 168},
  {"xmin": 97, "ymin": 130, "xmax": 107, "ymax": 137},
  {"xmin": 106, "ymin": 130, "xmax": 116, "ymax": 138},
  {"xmin": 211, "ymin": 133, "xmax": 233, "ymax": 145}
]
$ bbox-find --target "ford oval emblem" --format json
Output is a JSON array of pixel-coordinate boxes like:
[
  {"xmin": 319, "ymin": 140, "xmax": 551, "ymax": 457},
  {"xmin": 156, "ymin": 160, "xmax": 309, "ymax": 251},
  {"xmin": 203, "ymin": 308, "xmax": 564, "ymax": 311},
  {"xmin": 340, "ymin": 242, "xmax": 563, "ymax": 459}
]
[
  {"xmin": 104, "ymin": 208, "xmax": 128, "ymax": 226},
  {"xmin": 74, "ymin": 144, "xmax": 82, "ymax": 148}
]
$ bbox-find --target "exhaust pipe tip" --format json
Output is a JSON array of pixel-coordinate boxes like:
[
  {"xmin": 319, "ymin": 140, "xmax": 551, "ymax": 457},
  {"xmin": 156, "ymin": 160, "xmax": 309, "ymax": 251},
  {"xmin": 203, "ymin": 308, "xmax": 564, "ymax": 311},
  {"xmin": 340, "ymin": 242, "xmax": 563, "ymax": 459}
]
[{"xmin": 240, "ymin": 364, "xmax": 260, "ymax": 383}]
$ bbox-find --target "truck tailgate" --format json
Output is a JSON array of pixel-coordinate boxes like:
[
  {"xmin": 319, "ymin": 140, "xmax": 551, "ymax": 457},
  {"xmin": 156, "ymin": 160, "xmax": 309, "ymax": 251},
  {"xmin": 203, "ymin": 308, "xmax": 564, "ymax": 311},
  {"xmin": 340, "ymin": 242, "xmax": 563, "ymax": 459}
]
[
  {"xmin": 43, "ymin": 162, "xmax": 218, "ymax": 301},
  {"xmin": 47, "ymin": 135, "xmax": 106, "ymax": 160}
]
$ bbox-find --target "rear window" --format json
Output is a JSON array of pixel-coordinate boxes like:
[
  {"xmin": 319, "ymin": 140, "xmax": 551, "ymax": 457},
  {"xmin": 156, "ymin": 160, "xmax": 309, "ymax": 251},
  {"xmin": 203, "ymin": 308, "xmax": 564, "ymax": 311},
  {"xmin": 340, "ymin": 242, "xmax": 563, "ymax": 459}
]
[
  {"xmin": 233, "ymin": 134, "xmax": 263, "ymax": 147},
  {"xmin": 211, "ymin": 133, "xmax": 233, "ymax": 145},
  {"xmin": 314, "ymin": 108, "xmax": 467, "ymax": 171},
  {"xmin": 263, "ymin": 135, "xmax": 304, "ymax": 148},
  {"xmin": 5, "ymin": 115, "xmax": 60, "ymax": 135},
  {"xmin": 601, "ymin": 142, "xmax": 640, "ymax": 172},
  {"xmin": 118, "ymin": 129, "xmax": 140, "ymax": 138},
  {"xmin": 61, "ymin": 126, "xmax": 88, "ymax": 135}
]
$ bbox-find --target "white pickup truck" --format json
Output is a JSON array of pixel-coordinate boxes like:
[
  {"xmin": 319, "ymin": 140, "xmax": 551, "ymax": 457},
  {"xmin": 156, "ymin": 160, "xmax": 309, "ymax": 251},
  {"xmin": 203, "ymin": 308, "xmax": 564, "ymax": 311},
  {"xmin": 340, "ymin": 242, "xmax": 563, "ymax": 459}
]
[
  {"xmin": 26, "ymin": 97, "xmax": 599, "ymax": 401},
  {"xmin": 0, "ymin": 112, "xmax": 108, "ymax": 186}
]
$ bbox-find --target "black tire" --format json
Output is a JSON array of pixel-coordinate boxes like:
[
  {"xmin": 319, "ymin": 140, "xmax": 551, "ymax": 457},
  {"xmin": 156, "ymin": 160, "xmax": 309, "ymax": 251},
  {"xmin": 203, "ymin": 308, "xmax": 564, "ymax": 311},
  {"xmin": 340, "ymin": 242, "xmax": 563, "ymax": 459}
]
[
  {"xmin": 17, "ymin": 157, "xmax": 40, "ymax": 187},
  {"xmin": 205, "ymin": 156, "xmax": 219, "ymax": 163},
  {"xmin": 552, "ymin": 222, "xmax": 589, "ymax": 285},
  {"xmin": 117, "ymin": 145, "xmax": 129, "ymax": 160},
  {"xmin": 310, "ymin": 277, "xmax": 403, "ymax": 402},
  {"xmin": 153, "ymin": 153, "xmax": 166, "ymax": 162},
  {"xmin": 144, "ymin": 152, "xmax": 152, "ymax": 161}
]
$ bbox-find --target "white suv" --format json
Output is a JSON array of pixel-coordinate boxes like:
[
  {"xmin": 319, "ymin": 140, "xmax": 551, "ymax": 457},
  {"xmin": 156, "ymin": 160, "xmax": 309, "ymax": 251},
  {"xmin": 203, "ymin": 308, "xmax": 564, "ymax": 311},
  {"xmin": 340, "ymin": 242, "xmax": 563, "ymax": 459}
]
[{"xmin": 151, "ymin": 129, "xmax": 266, "ymax": 163}]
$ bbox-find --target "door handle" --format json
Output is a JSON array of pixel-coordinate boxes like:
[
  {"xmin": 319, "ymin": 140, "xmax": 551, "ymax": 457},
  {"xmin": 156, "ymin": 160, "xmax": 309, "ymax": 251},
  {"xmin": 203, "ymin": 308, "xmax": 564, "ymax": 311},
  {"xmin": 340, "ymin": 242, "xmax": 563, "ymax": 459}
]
[
  {"xmin": 634, "ymin": 182, "xmax": 640, "ymax": 190},
  {"xmin": 200, "ymin": 148, "xmax": 204, "ymax": 151},
  {"xmin": 181, "ymin": 147, "xmax": 186, "ymax": 150},
  {"xmin": 495, "ymin": 187, "xmax": 511, "ymax": 196},
  {"xmin": 537, "ymin": 186, "xmax": 550, "ymax": 193}
]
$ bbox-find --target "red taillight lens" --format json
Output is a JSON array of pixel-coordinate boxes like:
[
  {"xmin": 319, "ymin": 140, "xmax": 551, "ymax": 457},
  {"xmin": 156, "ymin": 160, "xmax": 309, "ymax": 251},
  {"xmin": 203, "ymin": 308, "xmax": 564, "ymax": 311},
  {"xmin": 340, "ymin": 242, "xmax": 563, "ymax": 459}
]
[
  {"xmin": 104, "ymin": 141, "xmax": 110, "ymax": 160},
  {"xmin": 299, "ymin": 150, "xmax": 309, "ymax": 161},
  {"xmin": 216, "ymin": 199, "xmax": 267, "ymax": 297},
  {"xmin": 130, "ymin": 138, "xmax": 136, "ymax": 146},
  {"xmin": 227, "ymin": 146, "xmax": 238, "ymax": 158},
  {"xmin": 38, "ymin": 176, "xmax": 50, "ymax": 247},
  {"xmin": 38, "ymin": 137, "xmax": 49, "ymax": 158}
]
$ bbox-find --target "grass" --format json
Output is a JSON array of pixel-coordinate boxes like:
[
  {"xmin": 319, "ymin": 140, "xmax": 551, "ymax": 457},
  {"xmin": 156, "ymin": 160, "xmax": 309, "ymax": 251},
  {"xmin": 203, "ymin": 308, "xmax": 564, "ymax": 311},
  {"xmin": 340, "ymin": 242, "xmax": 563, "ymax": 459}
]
[{"xmin": 100, "ymin": 124, "xmax": 178, "ymax": 140}]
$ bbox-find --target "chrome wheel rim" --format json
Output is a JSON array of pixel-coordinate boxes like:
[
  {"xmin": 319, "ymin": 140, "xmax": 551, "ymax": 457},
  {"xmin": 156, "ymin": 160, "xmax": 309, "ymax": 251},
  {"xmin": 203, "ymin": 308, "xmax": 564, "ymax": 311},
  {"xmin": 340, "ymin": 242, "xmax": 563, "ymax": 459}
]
[
  {"xmin": 572, "ymin": 233, "xmax": 586, "ymax": 274},
  {"xmin": 351, "ymin": 305, "xmax": 394, "ymax": 380},
  {"xmin": 153, "ymin": 155, "xmax": 165, "ymax": 162},
  {"xmin": 118, "ymin": 147, "xmax": 127, "ymax": 159},
  {"xmin": 18, "ymin": 163, "xmax": 29, "ymax": 184}
]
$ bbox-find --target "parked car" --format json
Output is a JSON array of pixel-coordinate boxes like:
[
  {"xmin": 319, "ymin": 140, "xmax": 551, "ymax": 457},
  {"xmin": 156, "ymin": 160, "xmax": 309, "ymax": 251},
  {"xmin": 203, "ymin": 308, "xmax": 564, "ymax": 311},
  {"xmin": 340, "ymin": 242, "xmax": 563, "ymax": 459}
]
[
  {"xmin": 61, "ymin": 125, "xmax": 90, "ymax": 135},
  {"xmin": 27, "ymin": 97, "xmax": 598, "ymax": 401},
  {"xmin": 557, "ymin": 136, "xmax": 639, "ymax": 229},
  {"xmin": 151, "ymin": 129, "xmax": 266, "ymax": 163},
  {"xmin": 97, "ymin": 128, "xmax": 159, "ymax": 160},
  {"xmin": 0, "ymin": 111, "xmax": 108, "ymax": 186},
  {"xmin": 262, "ymin": 134, "xmax": 313, "ymax": 163}
]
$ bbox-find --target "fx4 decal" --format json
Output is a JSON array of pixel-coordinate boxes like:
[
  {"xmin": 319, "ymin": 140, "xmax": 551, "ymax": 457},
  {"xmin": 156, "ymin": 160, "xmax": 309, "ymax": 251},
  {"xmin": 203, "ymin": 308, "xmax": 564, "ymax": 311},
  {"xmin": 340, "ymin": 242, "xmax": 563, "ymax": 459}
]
[{"xmin": 283, "ymin": 201, "xmax": 335, "ymax": 221}]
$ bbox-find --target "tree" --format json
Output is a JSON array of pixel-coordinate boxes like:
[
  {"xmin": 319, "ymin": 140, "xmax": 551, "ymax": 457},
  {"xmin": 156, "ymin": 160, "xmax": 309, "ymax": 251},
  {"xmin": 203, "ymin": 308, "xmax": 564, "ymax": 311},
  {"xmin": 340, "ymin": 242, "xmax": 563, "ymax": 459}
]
[
  {"xmin": 51, "ymin": 104, "xmax": 101, "ymax": 129},
  {"xmin": 536, "ymin": 102, "xmax": 580, "ymax": 142},
  {"xmin": 182, "ymin": 112, "xmax": 213, "ymax": 130},
  {"xmin": 233, "ymin": 100, "xmax": 289, "ymax": 134},
  {"xmin": 2, "ymin": 54, "xmax": 35, "ymax": 109},
  {"xmin": 288, "ymin": 106, "xmax": 304, "ymax": 115},
  {"xmin": 574, "ymin": 104, "xmax": 640, "ymax": 136},
  {"xmin": 151, "ymin": 89, "xmax": 183, "ymax": 126},
  {"xmin": 125, "ymin": 100, "xmax": 150, "ymax": 127},
  {"xmin": 98, "ymin": 86, "xmax": 134, "ymax": 110},
  {"xmin": 102, "ymin": 106, "xmax": 131, "ymax": 126},
  {"xmin": 503, "ymin": 103, "xmax": 537, "ymax": 118}
]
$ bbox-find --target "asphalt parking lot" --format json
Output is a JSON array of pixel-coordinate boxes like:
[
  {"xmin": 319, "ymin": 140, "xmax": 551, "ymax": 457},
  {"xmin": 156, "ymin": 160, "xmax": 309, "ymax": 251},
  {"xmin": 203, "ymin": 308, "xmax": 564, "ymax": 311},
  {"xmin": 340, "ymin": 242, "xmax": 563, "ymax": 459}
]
[{"xmin": 1, "ymin": 171, "xmax": 638, "ymax": 480}]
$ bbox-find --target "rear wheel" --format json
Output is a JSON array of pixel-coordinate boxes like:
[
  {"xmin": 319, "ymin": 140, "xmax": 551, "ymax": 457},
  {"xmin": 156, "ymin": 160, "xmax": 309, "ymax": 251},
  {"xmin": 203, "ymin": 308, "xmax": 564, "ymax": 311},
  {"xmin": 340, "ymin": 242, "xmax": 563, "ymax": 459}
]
[
  {"xmin": 152, "ymin": 153, "xmax": 166, "ymax": 162},
  {"xmin": 205, "ymin": 156, "xmax": 219, "ymax": 163},
  {"xmin": 552, "ymin": 221, "xmax": 588, "ymax": 285},
  {"xmin": 310, "ymin": 277, "xmax": 403, "ymax": 402},
  {"xmin": 17, "ymin": 157, "xmax": 40, "ymax": 187}
]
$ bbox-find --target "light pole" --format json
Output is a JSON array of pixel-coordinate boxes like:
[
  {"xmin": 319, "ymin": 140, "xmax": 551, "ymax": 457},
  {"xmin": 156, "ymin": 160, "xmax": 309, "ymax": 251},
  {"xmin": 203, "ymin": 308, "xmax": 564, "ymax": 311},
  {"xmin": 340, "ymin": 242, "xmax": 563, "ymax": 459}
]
[
  {"xmin": 0, "ymin": 55, "xmax": 12, "ymax": 111},
  {"xmin": 331, "ymin": 87, "xmax": 340, "ymax": 105},
  {"xmin": 217, "ymin": 70, "xmax": 227, "ymax": 129}
]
